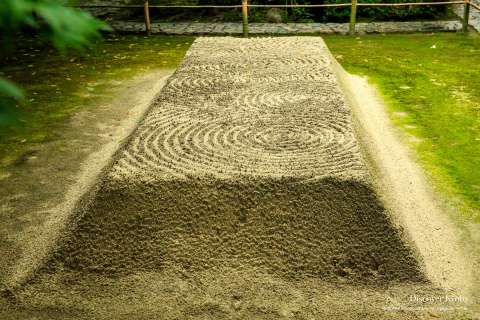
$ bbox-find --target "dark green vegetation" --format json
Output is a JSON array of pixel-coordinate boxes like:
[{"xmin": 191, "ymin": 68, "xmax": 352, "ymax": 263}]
[
  {"xmin": 0, "ymin": 35, "xmax": 193, "ymax": 167},
  {"xmin": 321, "ymin": 0, "xmax": 449, "ymax": 22},
  {"xmin": 0, "ymin": 0, "xmax": 110, "ymax": 125},
  {"xmin": 91, "ymin": 0, "xmax": 449, "ymax": 23},
  {"xmin": 0, "ymin": 0, "xmax": 108, "ymax": 52},
  {"xmin": 325, "ymin": 33, "xmax": 480, "ymax": 221}
]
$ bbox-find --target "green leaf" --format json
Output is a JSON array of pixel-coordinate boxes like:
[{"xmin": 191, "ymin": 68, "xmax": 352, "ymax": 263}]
[
  {"xmin": 0, "ymin": 79, "xmax": 23, "ymax": 127},
  {"xmin": 0, "ymin": 0, "xmax": 111, "ymax": 52},
  {"xmin": 0, "ymin": 79, "xmax": 24, "ymax": 101}
]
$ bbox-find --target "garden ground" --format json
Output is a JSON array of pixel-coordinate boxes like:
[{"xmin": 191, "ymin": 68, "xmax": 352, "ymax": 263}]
[
  {"xmin": 0, "ymin": 33, "xmax": 478, "ymax": 318},
  {"xmin": 0, "ymin": 35, "xmax": 192, "ymax": 285},
  {"xmin": 1, "ymin": 33, "xmax": 478, "ymax": 223}
]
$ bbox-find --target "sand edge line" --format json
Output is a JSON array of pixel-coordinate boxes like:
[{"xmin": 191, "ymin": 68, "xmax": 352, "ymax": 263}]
[
  {"xmin": 1, "ymin": 70, "xmax": 175, "ymax": 293},
  {"xmin": 331, "ymin": 57, "xmax": 474, "ymax": 298}
]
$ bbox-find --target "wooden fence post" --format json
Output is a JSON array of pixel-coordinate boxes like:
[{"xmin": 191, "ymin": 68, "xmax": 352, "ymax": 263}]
[
  {"xmin": 349, "ymin": 0, "xmax": 357, "ymax": 35},
  {"xmin": 242, "ymin": 0, "xmax": 249, "ymax": 37},
  {"xmin": 463, "ymin": 0, "xmax": 470, "ymax": 32},
  {"xmin": 144, "ymin": 0, "xmax": 152, "ymax": 35}
]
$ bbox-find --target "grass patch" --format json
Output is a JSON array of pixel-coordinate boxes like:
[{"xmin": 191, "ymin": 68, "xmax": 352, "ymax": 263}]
[
  {"xmin": 324, "ymin": 33, "xmax": 480, "ymax": 222},
  {"xmin": 0, "ymin": 34, "xmax": 193, "ymax": 168}
]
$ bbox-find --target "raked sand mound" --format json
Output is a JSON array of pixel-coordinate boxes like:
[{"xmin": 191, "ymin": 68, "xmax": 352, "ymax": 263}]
[
  {"xmin": 8, "ymin": 37, "xmax": 469, "ymax": 319},
  {"xmin": 112, "ymin": 37, "xmax": 365, "ymax": 181},
  {"xmin": 42, "ymin": 37, "xmax": 421, "ymax": 281}
]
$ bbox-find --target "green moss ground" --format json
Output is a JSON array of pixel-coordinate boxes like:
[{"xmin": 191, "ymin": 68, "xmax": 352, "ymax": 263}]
[
  {"xmin": 324, "ymin": 33, "xmax": 480, "ymax": 222},
  {"xmin": 0, "ymin": 35, "xmax": 193, "ymax": 168}
]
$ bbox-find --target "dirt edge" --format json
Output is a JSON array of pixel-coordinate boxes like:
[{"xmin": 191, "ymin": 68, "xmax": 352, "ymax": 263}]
[
  {"xmin": 331, "ymin": 59, "xmax": 475, "ymax": 300},
  {"xmin": 2, "ymin": 70, "xmax": 175, "ymax": 292}
]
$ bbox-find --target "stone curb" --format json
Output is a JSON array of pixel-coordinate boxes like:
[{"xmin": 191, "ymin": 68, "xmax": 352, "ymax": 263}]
[{"xmin": 109, "ymin": 21, "xmax": 463, "ymax": 35}]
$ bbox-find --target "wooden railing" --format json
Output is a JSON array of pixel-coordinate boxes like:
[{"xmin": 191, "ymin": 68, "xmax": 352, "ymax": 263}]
[{"xmin": 77, "ymin": 0, "xmax": 479, "ymax": 36}]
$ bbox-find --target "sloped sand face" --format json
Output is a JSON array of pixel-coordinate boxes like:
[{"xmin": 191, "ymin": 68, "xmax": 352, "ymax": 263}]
[{"xmin": 8, "ymin": 38, "xmax": 465, "ymax": 318}]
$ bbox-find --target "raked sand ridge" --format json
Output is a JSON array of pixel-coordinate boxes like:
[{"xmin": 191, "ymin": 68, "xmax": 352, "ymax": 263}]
[{"xmin": 7, "ymin": 37, "xmax": 474, "ymax": 319}]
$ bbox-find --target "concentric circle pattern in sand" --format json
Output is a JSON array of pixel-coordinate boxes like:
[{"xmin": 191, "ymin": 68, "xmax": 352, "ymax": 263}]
[{"xmin": 110, "ymin": 37, "xmax": 367, "ymax": 182}]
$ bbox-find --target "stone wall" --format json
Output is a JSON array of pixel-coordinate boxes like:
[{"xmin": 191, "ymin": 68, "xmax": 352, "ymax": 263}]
[{"xmin": 108, "ymin": 20, "xmax": 463, "ymax": 34}]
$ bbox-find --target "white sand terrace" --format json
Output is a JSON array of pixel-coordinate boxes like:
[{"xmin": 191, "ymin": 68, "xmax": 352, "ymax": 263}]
[{"xmin": 110, "ymin": 37, "xmax": 366, "ymax": 182}]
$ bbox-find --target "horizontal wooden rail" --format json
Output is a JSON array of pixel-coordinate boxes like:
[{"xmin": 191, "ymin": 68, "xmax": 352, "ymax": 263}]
[
  {"xmin": 76, "ymin": 5, "xmax": 142, "ymax": 8},
  {"xmin": 252, "ymin": 1, "xmax": 464, "ymax": 6},
  {"xmin": 76, "ymin": 1, "xmax": 466, "ymax": 9},
  {"xmin": 470, "ymin": 0, "xmax": 480, "ymax": 10},
  {"xmin": 356, "ymin": 1, "xmax": 464, "ymax": 6},
  {"xmin": 148, "ymin": 5, "xmax": 243, "ymax": 8},
  {"xmin": 76, "ymin": 4, "xmax": 242, "ymax": 8},
  {"xmin": 248, "ymin": 4, "xmax": 351, "ymax": 7}
]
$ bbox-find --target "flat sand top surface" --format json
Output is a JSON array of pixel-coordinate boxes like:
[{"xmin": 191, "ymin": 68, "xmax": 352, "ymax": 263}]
[{"xmin": 110, "ymin": 37, "xmax": 367, "ymax": 182}]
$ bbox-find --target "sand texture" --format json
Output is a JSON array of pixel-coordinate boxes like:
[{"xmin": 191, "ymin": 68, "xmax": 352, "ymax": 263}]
[{"xmin": 4, "ymin": 37, "xmax": 474, "ymax": 319}]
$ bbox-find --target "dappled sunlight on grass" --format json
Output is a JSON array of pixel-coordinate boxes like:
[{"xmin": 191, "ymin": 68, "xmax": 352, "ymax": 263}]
[
  {"xmin": 0, "ymin": 34, "xmax": 193, "ymax": 167},
  {"xmin": 325, "ymin": 33, "xmax": 480, "ymax": 221}
]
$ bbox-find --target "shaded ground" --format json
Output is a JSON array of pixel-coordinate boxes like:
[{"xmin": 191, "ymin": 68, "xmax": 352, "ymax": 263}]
[
  {"xmin": 0, "ymin": 69, "xmax": 173, "ymax": 287},
  {"xmin": 0, "ymin": 35, "xmax": 191, "ymax": 286},
  {"xmin": 0, "ymin": 35, "xmax": 193, "ymax": 167},
  {"xmin": 3, "ymin": 37, "xmax": 474, "ymax": 319},
  {"xmin": 0, "ymin": 34, "xmax": 478, "ymax": 319}
]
